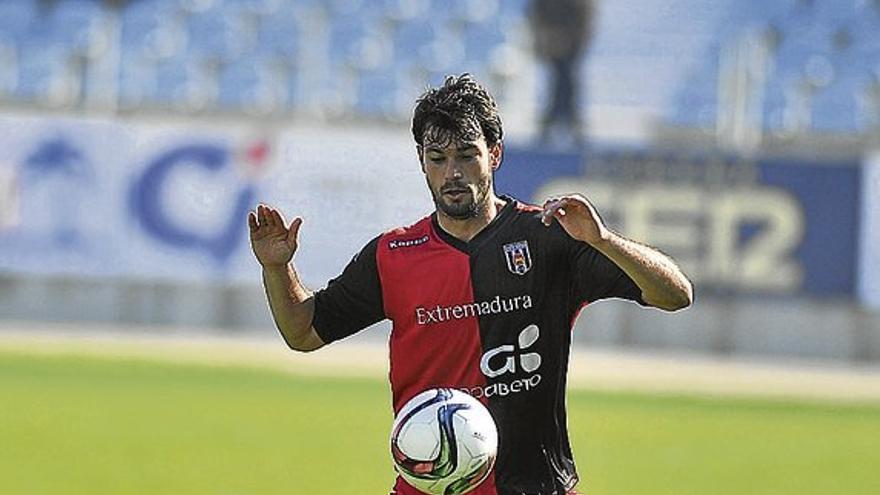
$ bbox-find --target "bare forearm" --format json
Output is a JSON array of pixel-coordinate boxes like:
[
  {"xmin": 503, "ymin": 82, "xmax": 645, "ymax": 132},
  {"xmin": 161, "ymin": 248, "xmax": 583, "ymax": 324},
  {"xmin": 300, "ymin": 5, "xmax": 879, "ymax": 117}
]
[
  {"xmin": 262, "ymin": 264, "xmax": 323, "ymax": 351},
  {"xmin": 592, "ymin": 232, "xmax": 693, "ymax": 311},
  {"xmin": 539, "ymin": 194, "xmax": 692, "ymax": 310}
]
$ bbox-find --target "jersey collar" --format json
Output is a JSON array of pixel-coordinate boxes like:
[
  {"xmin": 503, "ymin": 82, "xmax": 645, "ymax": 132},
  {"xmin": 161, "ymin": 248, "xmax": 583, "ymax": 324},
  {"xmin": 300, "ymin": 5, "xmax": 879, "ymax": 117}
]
[{"xmin": 431, "ymin": 195, "xmax": 517, "ymax": 255}]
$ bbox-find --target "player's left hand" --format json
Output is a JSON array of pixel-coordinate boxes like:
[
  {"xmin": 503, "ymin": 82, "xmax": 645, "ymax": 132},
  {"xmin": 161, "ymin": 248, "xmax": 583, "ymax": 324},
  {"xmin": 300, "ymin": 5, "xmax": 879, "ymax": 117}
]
[{"xmin": 541, "ymin": 194, "xmax": 610, "ymax": 246}]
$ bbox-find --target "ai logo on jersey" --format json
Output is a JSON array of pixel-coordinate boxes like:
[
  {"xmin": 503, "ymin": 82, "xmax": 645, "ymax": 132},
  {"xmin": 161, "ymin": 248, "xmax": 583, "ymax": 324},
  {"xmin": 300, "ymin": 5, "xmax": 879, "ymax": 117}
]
[
  {"xmin": 503, "ymin": 240, "xmax": 532, "ymax": 275},
  {"xmin": 465, "ymin": 325, "xmax": 543, "ymax": 398},
  {"xmin": 480, "ymin": 325, "xmax": 541, "ymax": 378}
]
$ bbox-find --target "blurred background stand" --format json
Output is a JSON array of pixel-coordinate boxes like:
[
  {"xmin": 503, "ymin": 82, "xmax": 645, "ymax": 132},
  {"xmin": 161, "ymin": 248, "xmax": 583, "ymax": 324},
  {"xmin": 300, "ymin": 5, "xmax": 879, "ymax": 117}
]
[{"xmin": 0, "ymin": 0, "xmax": 879, "ymax": 364}]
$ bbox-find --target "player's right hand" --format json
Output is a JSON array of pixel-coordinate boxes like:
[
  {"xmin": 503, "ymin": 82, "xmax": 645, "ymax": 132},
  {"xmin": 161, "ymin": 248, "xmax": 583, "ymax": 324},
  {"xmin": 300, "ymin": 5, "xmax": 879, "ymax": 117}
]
[{"xmin": 248, "ymin": 204, "xmax": 302, "ymax": 268}]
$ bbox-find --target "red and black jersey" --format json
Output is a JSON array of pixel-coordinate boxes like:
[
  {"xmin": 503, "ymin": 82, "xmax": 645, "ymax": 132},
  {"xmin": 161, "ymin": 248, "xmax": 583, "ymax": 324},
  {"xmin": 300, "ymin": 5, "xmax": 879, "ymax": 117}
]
[{"xmin": 312, "ymin": 196, "xmax": 645, "ymax": 495}]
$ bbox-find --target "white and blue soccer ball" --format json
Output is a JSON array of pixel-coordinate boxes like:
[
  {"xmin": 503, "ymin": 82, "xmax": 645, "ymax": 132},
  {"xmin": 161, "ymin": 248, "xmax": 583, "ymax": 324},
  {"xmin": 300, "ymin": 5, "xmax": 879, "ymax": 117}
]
[{"xmin": 390, "ymin": 388, "xmax": 498, "ymax": 495}]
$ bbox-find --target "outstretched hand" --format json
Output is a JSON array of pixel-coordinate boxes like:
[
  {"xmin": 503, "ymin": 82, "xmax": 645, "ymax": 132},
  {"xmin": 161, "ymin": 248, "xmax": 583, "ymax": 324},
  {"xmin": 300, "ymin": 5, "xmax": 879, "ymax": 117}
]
[
  {"xmin": 248, "ymin": 204, "xmax": 303, "ymax": 268},
  {"xmin": 540, "ymin": 194, "xmax": 610, "ymax": 246}
]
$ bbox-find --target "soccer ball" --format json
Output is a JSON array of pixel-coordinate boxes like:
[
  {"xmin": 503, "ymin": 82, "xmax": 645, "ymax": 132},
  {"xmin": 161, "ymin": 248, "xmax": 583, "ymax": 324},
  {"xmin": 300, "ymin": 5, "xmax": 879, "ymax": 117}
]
[{"xmin": 390, "ymin": 388, "xmax": 498, "ymax": 495}]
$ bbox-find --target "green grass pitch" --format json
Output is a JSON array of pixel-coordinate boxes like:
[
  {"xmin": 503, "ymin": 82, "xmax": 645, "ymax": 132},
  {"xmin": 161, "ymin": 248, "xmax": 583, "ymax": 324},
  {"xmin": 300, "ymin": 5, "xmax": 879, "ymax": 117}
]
[{"xmin": 1, "ymin": 350, "xmax": 879, "ymax": 495}]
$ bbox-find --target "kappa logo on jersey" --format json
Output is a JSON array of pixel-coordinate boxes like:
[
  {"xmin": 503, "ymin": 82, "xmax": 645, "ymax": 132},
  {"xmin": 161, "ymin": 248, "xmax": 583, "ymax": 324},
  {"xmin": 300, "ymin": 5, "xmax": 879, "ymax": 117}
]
[
  {"xmin": 389, "ymin": 235, "xmax": 429, "ymax": 250},
  {"xmin": 503, "ymin": 240, "xmax": 532, "ymax": 275}
]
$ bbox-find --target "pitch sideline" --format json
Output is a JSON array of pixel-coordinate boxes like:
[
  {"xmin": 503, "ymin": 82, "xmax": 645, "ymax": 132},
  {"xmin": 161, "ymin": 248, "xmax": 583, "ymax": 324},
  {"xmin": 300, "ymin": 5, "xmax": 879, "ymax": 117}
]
[{"xmin": 1, "ymin": 321, "xmax": 879, "ymax": 404}]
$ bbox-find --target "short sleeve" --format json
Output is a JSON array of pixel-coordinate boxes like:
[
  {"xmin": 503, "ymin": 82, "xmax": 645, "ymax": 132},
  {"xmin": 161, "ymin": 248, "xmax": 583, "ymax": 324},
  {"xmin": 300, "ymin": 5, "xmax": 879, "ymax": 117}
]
[
  {"xmin": 312, "ymin": 236, "xmax": 386, "ymax": 344},
  {"xmin": 570, "ymin": 240, "xmax": 647, "ymax": 306}
]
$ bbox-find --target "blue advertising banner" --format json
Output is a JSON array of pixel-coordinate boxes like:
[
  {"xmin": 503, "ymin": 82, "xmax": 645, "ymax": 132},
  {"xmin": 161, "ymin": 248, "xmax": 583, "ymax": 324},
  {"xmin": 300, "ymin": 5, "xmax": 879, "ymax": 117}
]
[
  {"xmin": 0, "ymin": 114, "xmax": 864, "ymax": 298},
  {"xmin": 0, "ymin": 117, "xmax": 274, "ymax": 282},
  {"xmin": 0, "ymin": 115, "xmax": 429, "ymax": 284},
  {"xmin": 496, "ymin": 148, "xmax": 862, "ymax": 297}
]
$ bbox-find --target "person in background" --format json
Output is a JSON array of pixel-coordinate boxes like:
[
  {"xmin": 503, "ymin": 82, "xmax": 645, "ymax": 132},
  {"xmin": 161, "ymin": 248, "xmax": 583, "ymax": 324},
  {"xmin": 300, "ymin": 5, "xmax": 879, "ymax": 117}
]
[{"xmin": 529, "ymin": 0, "xmax": 594, "ymax": 149}]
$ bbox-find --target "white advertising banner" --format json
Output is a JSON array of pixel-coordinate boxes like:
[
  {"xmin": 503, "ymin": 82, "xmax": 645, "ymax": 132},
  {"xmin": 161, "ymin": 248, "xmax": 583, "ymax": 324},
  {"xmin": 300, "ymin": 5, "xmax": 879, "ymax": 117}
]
[
  {"xmin": 859, "ymin": 152, "xmax": 880, "ymax": 309},
  {"xmin": 0, "ymin": 114, "xmax": 431, "ymax": 285}
]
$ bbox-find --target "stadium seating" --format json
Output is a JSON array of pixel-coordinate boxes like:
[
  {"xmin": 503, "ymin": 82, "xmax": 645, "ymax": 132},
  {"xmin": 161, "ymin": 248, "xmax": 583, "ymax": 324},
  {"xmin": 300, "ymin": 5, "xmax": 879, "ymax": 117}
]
[
  {"xmin": 0, "ymin": 0, "xmax": 527, "ymax": 118},
  {"xmin": 662, "ymin": 0, "xmax": 880, "ymax": 135},
  {"xmin": 0, "ymin": 0, "xmax": 877, "ymax": 135}
]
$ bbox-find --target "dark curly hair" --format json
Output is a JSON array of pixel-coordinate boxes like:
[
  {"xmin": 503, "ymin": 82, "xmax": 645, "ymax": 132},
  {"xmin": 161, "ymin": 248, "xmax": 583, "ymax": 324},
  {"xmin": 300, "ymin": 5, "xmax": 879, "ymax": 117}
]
[{"xmin": 411, "ymin": 74, "xmax": 504, "ymax": 148}]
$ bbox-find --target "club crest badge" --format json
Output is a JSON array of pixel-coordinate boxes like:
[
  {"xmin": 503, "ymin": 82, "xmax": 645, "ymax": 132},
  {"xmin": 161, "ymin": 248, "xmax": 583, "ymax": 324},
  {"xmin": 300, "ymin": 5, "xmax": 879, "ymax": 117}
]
[{"xmin": 503, "ymin": 240, "xmax": 532, "ymax": 276}]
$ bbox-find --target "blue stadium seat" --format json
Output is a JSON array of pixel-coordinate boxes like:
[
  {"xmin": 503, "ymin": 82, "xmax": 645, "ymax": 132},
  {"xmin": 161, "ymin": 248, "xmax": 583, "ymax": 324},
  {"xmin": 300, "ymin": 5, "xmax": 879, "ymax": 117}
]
[
  {"xmin": 849, "ymin": 11, "xmax": 880, "ymax": 62},
  {"xmin": 37, "ymin": 0, "xmax": 105, "ymax": 53},
  {"xmin": 353, "ymin": 68, "xmax": 402, "ymax": 118},
  {"xmin": 256, "ymin": 12, "xmax": 299, "ymax": 59},
  {"xmin": 121, "ymin": 0, "xmax": 168, "ymax": 44},
  {"xmin": 15, "ymin": 45, "xmax": 70, "ymax": 100},
  {"xmin": 772, "ymin": 25, "xmax": 836, "ymax": 77},
  {"xmin": 809, "ymin": 0, "xmax": 858, "ymax": 23},
  {"xmin": 117, "ymin": 57, "xmax": 156, "ymax": 107},
  {"xmin": 121, "ymin": 0, "xmax": 187, "ymax": 60},
  {"xmin": 328, "ymin": 11, "xmax": 377, "ymax": 65},
  {"xmin": 0, "ymin": 2, "xmax": 37, "ymax": 38},
  {"xmin": 811, "ymin": 79, "xmax": 859, "ymax": 133},
  {"xmin": 186, "ymin": 7, "xmax": 250, "ymax": 60},
  {"xmin": 391, "ymin": 17, "xmax": 436, "ymax": 66},
  {"xmin": 151, "ymin": 54, "xmax": 192, "ymax": 104},
  {"xmin": 462, "ymin": 20, "xmax": 505, "ymax": 64},
  {"xmin": 669, "ymin": 85, "xmax": 718, "ymax": 129},
  {"xmin": 761, "ymin": 78, "xmax": 789, "ymax": 132},
  {"xmin": 217, "ymin": 59, "xmax": 262, "ymax": 108}
]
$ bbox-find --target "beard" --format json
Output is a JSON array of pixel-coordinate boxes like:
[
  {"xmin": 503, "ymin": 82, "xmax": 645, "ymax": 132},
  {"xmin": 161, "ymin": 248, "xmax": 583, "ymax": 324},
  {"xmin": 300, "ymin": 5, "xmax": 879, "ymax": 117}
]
[{"xmin": 428, "ymin": 175, "xmax": 493, "ymax": 220}]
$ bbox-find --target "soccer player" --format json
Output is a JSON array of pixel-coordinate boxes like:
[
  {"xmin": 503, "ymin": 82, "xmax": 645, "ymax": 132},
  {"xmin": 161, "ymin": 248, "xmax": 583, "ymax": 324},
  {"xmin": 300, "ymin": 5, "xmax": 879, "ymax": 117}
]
[{"xmin": 248, "ymin": 74, "xmax": 693, "ymax": 495}]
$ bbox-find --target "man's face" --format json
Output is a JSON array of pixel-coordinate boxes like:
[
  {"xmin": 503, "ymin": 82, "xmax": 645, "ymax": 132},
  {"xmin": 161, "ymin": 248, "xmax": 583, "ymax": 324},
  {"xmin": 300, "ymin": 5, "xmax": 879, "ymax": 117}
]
[{"xmin": 419, "ymin": 126, "xmax": 502, "ymax": 220}]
